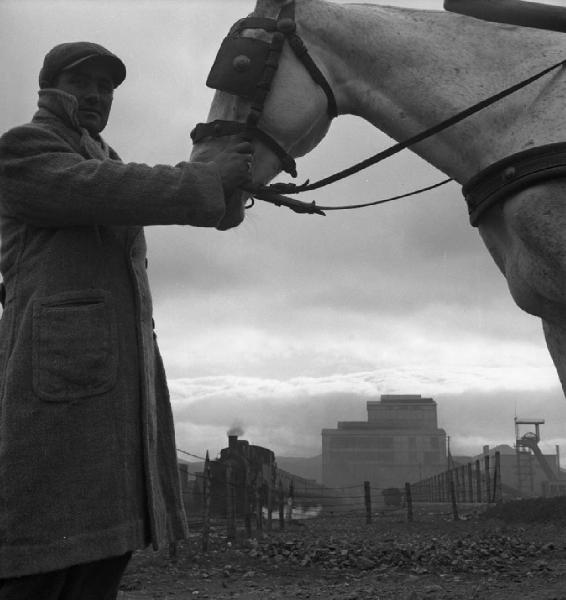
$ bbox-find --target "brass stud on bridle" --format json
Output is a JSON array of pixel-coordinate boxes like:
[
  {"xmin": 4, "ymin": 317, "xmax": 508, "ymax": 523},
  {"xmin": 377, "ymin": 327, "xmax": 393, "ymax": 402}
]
[{"xmin": 232, "ymin": 54, "xmax": 251, "ymax": 73}]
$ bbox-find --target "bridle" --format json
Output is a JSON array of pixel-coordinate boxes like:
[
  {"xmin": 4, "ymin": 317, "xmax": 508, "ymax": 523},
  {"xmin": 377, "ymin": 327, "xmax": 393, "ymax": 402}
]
[
  {"xmin": 192, "ymin": 0, "xmax": 566, "ymax": 217},
  {"xmin": 191, "ymin": 0, "xmax": 336, "ymax": 180}
]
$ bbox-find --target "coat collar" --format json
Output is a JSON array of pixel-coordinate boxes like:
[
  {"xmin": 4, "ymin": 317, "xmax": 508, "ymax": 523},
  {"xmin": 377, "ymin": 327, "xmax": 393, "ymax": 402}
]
[
  {"xmin": 34, "ymin": 89, "xmax": 112, "ymax": 160},
  {"xmin": 36, "ymin": 88, "xmax": 83, "ymax": 131}
]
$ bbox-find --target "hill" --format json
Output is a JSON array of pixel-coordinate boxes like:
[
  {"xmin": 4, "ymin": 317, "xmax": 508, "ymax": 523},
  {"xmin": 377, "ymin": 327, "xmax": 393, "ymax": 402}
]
[
  {"xmin": 275, "ymin": 454, "xmax": 322, "ymax": 483},
  {"xmin": 179, "ymin": 454, "xmax": 323, "ymax": 483}
]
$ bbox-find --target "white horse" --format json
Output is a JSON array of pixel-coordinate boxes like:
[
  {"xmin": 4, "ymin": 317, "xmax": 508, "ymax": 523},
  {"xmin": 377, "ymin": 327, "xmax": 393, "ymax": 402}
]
[{"xmin": 191, "ymin": 0, "xmax": 566, "ymax": 394}]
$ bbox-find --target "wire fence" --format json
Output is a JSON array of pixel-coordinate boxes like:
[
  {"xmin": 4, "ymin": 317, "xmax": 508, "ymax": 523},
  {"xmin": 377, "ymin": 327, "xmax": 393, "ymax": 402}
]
[
  {"xmin": 409, "ymin": 451, "xmax": 502, "ymax": 506},
  {"xmin": 173, "ymin": 448, "xmax": 504, "ymax": 553}
]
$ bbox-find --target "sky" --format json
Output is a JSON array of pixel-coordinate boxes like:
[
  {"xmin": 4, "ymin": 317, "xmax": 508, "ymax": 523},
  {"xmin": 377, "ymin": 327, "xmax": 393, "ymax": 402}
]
[{"xmin": 2, "ymin": 0, "xmax": 566, "ymax": 467}]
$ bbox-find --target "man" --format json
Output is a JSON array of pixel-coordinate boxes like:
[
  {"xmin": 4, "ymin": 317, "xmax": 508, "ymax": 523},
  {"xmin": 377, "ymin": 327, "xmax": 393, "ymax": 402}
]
[
  {"xmin": 0, "ymin": 42, "xmax": 252, "ymax": 599},
  {"xmin": 444, "ymin": 0, "xmax": 566, "ymax": 32}
]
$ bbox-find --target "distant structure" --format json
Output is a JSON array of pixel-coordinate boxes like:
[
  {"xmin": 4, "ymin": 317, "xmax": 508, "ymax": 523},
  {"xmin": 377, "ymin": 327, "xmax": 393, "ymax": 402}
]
[
  {"xmin": 514, "ymin": 417, "xmax": 564, "ymax": 496},
  {"xmin": 449, "ymin": 418, "xmax": 564, "ymax": 498},
  {"xmin": 322, "ymin": 394, "xmax": 447, "ymax": 490}
]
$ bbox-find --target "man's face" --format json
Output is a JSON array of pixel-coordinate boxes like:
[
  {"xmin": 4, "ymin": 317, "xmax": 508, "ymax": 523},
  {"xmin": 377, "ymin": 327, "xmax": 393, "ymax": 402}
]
[{"xmin": 54, "ymin": 61, "xmax": 114, "ymax": 134}]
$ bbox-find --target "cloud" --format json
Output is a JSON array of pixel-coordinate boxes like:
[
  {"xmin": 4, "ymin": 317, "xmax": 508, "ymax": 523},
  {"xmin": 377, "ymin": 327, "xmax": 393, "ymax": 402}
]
[{"xmin": 169, "ymin": 368, "xmax": 565, "ymax": 459}]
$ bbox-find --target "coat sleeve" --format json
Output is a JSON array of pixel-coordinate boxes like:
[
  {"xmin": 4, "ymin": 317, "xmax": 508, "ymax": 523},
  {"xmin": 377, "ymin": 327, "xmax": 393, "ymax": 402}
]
[{"xmin": 0, "ymin": 123, "xmax": 227, "ymax": 228}]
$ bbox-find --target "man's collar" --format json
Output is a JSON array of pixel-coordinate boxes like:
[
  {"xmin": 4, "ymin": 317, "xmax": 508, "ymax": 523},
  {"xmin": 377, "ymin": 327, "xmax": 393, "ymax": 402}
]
[
  {"xmin": 36, "ymin": 88, "xmax": 105, "ymax": 143},
  {"xmin": 35, "ymin": 88, "xmax": 111, "ymax": 158},
  {"xmin": 36, "ymin": 88, "xmax": 84, "ymax": 132}
]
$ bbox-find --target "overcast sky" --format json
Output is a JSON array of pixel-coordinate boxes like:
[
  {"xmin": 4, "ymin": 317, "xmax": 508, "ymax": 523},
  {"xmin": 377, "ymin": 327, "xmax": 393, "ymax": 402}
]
[{"xmin": 2, "ymin": 0, "xmax": 566, "ymax": 466}]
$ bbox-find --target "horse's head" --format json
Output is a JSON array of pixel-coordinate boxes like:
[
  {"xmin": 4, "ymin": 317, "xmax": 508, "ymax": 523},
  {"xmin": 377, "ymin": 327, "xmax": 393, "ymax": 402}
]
[{"xmin": 190, "ymin": 0, "xmax": 336, "ymax": 225}]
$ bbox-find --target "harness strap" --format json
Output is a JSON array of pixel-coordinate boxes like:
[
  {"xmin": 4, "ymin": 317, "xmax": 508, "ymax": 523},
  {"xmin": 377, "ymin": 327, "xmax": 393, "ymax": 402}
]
[
  {"xmin": 463, "ymin": 142, "xmax": 566, "ymax": 225},
  {"xmin": 191, "ymin": 120, "xmax": 297, "ymax": 176},
  {"xmin": 278, "ymin": 1, "xmax": 338, "ymax": 118},
  {"xmin": 287, "ymin": 33, "xmax": 338, "ymax": 118},
  {"xmin": 266, "ymin": 57, "xmax": 566, "ymax": 197},
  {"xmin": 231, "ymin": 18, "xmax": 279, "ymax": 34}
]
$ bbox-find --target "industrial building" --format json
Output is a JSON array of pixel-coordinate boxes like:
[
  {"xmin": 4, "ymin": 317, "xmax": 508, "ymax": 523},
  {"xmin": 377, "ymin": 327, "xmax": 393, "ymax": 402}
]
[{"xmin": 322, "ymin": 394, "xmax": 447, "ymax": 490}]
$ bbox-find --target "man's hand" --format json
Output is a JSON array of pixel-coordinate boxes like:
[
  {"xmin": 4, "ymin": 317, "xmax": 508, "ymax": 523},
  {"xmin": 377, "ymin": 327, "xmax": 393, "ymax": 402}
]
[{"xmin": 212, "ymin": 141, "xmax": 253, "ymax": 196}]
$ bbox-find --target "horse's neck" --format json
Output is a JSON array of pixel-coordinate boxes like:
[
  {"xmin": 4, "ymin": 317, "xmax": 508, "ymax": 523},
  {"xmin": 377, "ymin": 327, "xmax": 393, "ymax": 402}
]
[{"xmin": 300, "ymin": 1, "xmax": 566, "ymax": 182}]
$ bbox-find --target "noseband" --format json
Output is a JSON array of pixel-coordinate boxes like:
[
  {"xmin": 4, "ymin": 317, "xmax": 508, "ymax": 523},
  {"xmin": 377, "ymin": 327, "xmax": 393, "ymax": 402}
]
[{"xmin": 190, "ymin": 0, "xmax": 337, "ymax": 178}]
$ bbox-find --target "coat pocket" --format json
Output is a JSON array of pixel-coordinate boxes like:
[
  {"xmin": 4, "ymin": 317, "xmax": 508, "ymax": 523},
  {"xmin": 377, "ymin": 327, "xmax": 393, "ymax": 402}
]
[{"xmin": 32, "ymin": 290, "xmax": 118, "ymax": 402}]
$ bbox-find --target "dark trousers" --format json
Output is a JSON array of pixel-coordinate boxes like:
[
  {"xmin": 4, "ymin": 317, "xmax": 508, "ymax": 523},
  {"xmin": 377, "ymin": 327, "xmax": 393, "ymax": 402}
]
[{"xmin": 0, "ymin": 552, "xmax": 132, "ymax": 600}]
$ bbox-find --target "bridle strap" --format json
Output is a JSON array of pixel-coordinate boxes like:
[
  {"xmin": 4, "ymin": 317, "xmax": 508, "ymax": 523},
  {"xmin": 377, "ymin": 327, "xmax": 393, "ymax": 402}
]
[
  {"xmin": 266, "ymin": 57, "xmax": 566, "ymax": 197},
  {"xmin": 286, "ymin": 32, "xmax": 338, "ymax": 119},
  {"xmin": 191, "ymin": 0, "xmax": 336, "ymax": 178},
  {"xmin": 191, "ymin": 119, "xmax": 297, "ymax": 176},
  {"xmin": 195, "ymin": 2, "xmax": 566, "ymax": 217},
  {"xmin": 226, "ymin": 7, "xmax": 337, "ymax": 118},
  {"xmin": 277, "ymin": 1, "xmax": 337, "ymax": 118}
]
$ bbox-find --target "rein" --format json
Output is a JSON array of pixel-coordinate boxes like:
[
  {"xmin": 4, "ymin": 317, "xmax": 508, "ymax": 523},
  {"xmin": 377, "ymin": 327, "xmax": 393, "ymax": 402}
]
[{"xmin": 194, "ymin": 0, "xmax": 566, "ymax": 216}]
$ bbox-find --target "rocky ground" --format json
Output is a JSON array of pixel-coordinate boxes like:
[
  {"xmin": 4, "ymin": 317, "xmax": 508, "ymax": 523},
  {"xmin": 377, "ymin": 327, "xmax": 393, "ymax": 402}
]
[{"xmin": 118, "ymin": 499, "xmax": 566, "ymax": 599}]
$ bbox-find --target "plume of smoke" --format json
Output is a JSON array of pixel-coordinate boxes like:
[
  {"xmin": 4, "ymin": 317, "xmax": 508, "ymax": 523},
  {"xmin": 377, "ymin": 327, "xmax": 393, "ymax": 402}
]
[{"xmin": 227, "ymin": 423, "xmax": 245, "ymax": 437}]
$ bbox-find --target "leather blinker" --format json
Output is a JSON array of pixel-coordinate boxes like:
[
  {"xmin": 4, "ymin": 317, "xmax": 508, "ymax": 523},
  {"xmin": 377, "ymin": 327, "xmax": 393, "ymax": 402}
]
[{"xmin": 206, "ymin": 36, "xmax": 272, "ymax": 100}]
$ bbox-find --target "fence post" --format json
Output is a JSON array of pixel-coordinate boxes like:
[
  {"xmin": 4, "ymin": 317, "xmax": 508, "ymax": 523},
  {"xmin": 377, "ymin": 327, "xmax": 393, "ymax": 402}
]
[
  {"xmin": 267, "ymin": 463, "xmax": 275, "ymax": 532},
  {"xmin": 405, "ymin": 482, "xmax": 414, "ymax": 522},
  {"xmin": 364, "ymin": 481, "xmax": 372, "ymax": 524},
  {"xmin": 202, "ymin": 451, "xmax": 211, "ymax": 552},
  {"xmin": 256, "ymin": 473, "xmax": 263, "ymax": 533},
  {"xmin": 484, "ymin": 454, "xmax": 491, "ymax": 503},
  {"xmin": 226, "ymin": 463, "xmax": 236, "ymax": 541},
  {"xmin": 467, "ymin": 463, "xmax": 474, "ymax": 503},
  {"xmin": 278, "ymin": 478, "xmax": 285, "ymax": 530},
  {"xmin": 244, "ymin": 467, "xmax": 252, "ymax": 538},
  {"xmin": 453, "ymin": 467, "xmax": 459, "ymax": 502},
  {"xmin": 475, "ymin": 460, "xmax": 482, "ymax": 503},
  {"xmin": 460, "ymin": 466, "xmax": 466, "ymax": 502},
  {"xmin": 493, "ymin": 451, "xmax": 502, "ymax": 503},
  {"xmin": 449, "ymin": 471, "xmax": 459, "ymax": 521},
  {"xmin": 286, "ymin": 481, "xmax": 294, "ymax": 522}
]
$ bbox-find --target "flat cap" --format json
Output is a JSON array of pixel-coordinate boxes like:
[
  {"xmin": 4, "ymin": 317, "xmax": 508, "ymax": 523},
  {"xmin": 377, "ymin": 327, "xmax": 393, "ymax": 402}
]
[{"xmin": 39, "ymin": 41, "xmax": 126, "ymax": 89}]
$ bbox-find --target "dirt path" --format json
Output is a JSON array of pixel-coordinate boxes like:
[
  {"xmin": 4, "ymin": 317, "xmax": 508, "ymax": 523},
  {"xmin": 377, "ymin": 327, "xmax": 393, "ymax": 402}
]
[{"xmin": 119, "ymin": 504, "xmax": 566, "ymax": 599}]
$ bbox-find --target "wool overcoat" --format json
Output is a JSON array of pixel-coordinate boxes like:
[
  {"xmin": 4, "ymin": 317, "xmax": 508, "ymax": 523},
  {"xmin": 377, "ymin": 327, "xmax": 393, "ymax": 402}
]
[{"xmin": 0, "ymin": 89, "xmax": 227, "ymax": 578}]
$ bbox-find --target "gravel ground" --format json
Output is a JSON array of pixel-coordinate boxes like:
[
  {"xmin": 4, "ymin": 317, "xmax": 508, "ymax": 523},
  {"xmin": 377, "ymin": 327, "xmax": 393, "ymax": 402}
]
[{"xmin": 118, "ymin": 499, "xmax": 566, "ymax": 599}]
